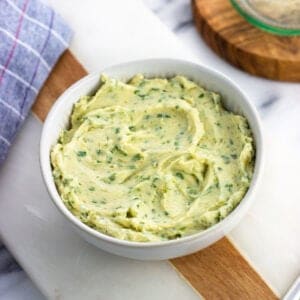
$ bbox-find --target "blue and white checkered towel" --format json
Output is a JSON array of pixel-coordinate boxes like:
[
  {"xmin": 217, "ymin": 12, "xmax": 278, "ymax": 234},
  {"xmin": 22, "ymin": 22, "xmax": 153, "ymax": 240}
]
[{"xmin": 0, "ymin": 0, "xmax": 72, "ymax": 164}]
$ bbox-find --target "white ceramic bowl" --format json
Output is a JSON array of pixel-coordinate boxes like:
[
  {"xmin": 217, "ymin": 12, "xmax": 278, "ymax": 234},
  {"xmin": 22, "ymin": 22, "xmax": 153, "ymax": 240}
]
[{"xmin": 40, "ymin": 58, "xmax": 263, "ymax": 260}]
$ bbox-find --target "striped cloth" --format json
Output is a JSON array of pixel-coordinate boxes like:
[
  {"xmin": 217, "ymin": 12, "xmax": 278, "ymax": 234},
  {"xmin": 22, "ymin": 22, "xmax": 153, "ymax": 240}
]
[{"xmin": 0, "ymin": 0, "xmax": 72, "ymax": 164}]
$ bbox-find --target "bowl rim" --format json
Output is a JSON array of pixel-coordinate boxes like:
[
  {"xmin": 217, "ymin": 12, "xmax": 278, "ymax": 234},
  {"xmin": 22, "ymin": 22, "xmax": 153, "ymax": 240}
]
[{"xmin": 40, "ymin": 58, "xmax": 264, "ymax": 248}]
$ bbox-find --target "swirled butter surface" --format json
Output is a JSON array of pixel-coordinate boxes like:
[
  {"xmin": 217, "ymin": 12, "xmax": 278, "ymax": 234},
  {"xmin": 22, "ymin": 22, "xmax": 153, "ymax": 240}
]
[{"xmin": 51, "ymin": 75, "xmax": 255, "ymax": 242}]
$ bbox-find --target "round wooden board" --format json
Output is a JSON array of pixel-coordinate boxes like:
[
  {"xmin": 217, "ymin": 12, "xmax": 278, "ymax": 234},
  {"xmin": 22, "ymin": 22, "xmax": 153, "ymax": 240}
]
[{"xmin": 192, "ymin": 0, "xmax": 300, "ymax": 82}]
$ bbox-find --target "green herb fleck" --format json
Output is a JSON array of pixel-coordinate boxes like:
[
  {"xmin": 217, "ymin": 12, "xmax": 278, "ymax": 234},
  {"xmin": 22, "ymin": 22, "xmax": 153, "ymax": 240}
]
[
  {"xmin": 134, "ymin": 90, "xmax": 146, "ymax": 99},
  {"xmin": 77, "ymin": 151, "xmax": 86, "ymax": 157},
  {"xmin": 108, "ymin": 173, "xmax": 116, "ymax": 181},
  {"xmin": 175, "ymin": 172, "xmax": 184, "ymax": 180},
  {"xmin": 62, "ymin": 178, "xmax": 71, "ymax": 186},
  {"xmin": 221, "ymin": 155, "xmax": 230, "ymax": 164},
  {"xmin": 67, "ymin": 200, "xmax": 74, "ymax": 208},
  {"xmin": 113, "ymin": 145, "xmax": 127, "ymax": 156},
  {"xmin": 157, "ymin": 113, "xmax": 171, "ymax": 118},
  {"xmin": 225, "ymin": 183, "xmax": 233, "ymax": 192},
  {"xmin": 138, "ymin": 80, "xmax": 146, "ymax": 87},
  {"xmin": 132, "ymin": 153, "xmax": 142, "ymax": 161}
]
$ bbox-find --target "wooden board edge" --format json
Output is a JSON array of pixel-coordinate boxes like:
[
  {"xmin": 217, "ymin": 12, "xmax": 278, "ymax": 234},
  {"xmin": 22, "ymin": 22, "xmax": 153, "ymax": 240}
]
[
  {"xmin": 32, "ymin": 50, "xmax": 87, "ymax": 122},
  {"xmin": 171, "ymin": 237, "xmax": 278, "ymax": 299}
]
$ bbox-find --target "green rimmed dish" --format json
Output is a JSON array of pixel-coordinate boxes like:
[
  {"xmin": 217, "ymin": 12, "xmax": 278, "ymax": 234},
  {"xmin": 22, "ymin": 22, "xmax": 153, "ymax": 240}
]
[{"xmin": 231, "ymin": 0, "xmax": 300, "ymax": 36}]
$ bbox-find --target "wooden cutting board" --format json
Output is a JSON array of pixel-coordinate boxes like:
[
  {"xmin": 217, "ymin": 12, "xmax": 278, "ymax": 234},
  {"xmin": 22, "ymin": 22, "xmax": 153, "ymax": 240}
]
[
  {"xmin": 32, "ymin": 50, "xmax": 278, "ymax": 299},
  {"xmin": 192, "ymin": 0, "xmax": 300, "ymax": 82}
]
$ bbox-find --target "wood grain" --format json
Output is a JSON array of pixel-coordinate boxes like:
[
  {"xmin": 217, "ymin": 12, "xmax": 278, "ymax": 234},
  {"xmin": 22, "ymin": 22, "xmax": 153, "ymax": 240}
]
[
  {"xmin": 192, "ymin": 0, "xmax": 300, "ymax": 81},
  {"xmin": 33, "ymin": 49, "xmax": 278, "ymax": 299},
  {"xmin": 171, "ymin": 238, "xmax": 277, "ymax": 299},
  {"xmin": 32, "ymin": 50, "xmax": 86, "ymax": 121}
]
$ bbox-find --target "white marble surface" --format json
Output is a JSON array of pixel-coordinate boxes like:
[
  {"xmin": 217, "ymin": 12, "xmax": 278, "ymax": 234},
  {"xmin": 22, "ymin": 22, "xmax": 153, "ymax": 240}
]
[{"xmin": 0, "ymin": 0, "xmax": 300, "ymax": 299}]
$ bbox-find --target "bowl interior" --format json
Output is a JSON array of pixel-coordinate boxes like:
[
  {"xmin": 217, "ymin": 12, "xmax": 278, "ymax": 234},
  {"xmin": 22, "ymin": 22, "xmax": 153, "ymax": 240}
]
[{"xmin": 40, "ymin": 58, "xmax": 263, "ymax": 246}]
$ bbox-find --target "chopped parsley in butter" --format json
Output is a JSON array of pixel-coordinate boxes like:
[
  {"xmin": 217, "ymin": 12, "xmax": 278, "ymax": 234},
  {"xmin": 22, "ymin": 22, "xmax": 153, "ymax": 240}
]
[{"xmin": 51, "ymin": 75, "xmax": 255, "ymax": 242}]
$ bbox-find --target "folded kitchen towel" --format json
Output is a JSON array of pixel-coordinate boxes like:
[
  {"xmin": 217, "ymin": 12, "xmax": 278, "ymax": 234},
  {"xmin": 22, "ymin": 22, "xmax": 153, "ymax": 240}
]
[{"xmin": 0, "ymin": 0, "xmax": 72, "ymax": 164}]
